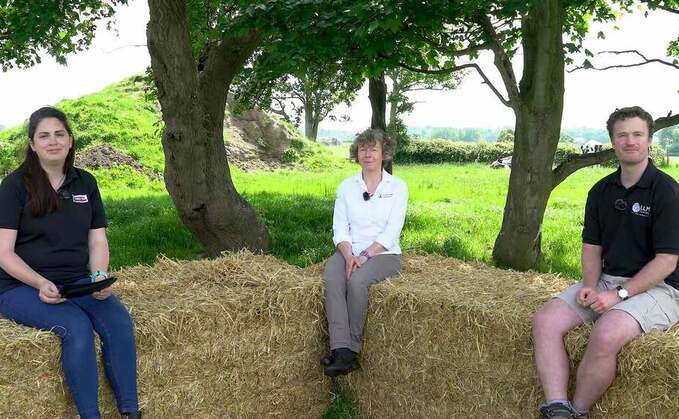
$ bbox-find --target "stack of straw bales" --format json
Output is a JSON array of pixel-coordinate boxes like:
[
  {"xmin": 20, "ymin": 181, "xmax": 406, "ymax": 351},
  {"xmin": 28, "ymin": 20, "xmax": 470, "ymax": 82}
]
[
  {"xmin": 0, "ymin": 252, "xmax": 330, "ymax": 417},
  {"xmin": 335, "ymin": 254, "xmax": 679, "ymax": 418},
  {"xmin": 3, "ymin": 251, "xmax": 679, "ymax": 418}
]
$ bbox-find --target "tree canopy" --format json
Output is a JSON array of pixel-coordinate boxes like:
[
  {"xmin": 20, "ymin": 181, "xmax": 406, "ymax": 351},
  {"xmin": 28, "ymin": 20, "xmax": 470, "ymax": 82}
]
[{"xmin": 0, "ymin": 0, "xmax": 126, "ymax": 71}]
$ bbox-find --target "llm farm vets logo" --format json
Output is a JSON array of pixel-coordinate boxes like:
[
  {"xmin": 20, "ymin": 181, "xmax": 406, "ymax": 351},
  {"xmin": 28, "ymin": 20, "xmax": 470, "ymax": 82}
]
[{"xmin": 631, "ymin": 202, "xmax": 650, "ymax": 217}]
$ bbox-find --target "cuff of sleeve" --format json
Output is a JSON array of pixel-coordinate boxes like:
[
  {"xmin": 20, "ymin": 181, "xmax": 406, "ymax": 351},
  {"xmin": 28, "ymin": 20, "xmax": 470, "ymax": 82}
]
[
  {"xmin": 654, "ymin": 248, "xmax": 679, "ymax": 255},
  {"xmin": 374, "ymin": 238, "xmax": 391, "ymax": 251},
  {"xmin": 582, "ymin": 237, "xmax": 601, "ymax": 246},
  {"xmin": 333, "ymin": 235, "xmax": 351, "ymax": 247}
]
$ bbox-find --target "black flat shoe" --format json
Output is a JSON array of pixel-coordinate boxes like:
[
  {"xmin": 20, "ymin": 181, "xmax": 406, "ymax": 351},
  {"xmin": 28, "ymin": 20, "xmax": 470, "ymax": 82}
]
[
  {"xmin": 323, "ymin": 348, "xmax": 360, "ymax": 377},
  {"xmin": 320, "ymin": 349, "xmax": 336, "ymax": 366},
  {"xmin": 121, "ymin": 411, "xmax": 142, "ymax": 419}
]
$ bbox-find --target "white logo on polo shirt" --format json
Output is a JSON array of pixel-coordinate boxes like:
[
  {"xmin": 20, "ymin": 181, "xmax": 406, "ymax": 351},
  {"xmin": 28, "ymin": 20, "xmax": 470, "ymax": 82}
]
[
  {"xmin": 631, "ymin": 202, "xmax": 650, "ymax": 217},
  {"xmin": 72, "ymin": 194, "xmax": 89, "ymax": 204}
]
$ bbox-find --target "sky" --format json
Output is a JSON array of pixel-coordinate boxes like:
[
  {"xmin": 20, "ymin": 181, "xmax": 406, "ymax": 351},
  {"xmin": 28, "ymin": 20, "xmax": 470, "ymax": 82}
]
[{"xmin": 0, "ymin": 1, "xmax": 677, "ymax": 132}]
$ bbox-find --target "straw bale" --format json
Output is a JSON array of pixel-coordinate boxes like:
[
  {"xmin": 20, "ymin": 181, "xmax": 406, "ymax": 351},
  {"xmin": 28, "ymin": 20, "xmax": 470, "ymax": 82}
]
[
  {"xmin": 0, "ymin": 251, "xmax": 330, "ymax": 418},
  {"xmin": 324, "ymin": 254, "xmax": 679, "ymax": 418}
]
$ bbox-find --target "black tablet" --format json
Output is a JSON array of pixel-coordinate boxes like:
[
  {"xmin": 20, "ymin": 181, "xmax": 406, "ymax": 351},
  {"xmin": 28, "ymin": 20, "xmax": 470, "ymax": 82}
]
[{"xmin": 60, "ymin": 276, "xmax": 117, "ymax": 299}]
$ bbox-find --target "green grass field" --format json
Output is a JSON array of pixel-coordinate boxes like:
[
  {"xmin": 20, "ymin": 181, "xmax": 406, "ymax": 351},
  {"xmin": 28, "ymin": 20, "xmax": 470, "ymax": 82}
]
[{"xmin": 98, "ymin": 161, "xmax": 641, "ymax": 280}]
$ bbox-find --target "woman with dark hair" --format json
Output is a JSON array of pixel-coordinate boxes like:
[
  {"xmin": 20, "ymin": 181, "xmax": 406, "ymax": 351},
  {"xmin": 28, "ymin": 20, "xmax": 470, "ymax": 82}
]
[
  {"xmin": 0, "ymin": 107, "xmax": 140, "ymax": 418},
  {"xmin": 322, "ymin": 128, "xmax": 408, "ymax": 377}
]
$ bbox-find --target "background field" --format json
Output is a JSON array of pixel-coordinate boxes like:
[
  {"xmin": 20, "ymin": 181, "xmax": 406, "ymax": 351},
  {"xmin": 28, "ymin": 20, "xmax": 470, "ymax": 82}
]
[{"xmin": 97, "ymin": 158, "xmax": 668, "ymax": 281}]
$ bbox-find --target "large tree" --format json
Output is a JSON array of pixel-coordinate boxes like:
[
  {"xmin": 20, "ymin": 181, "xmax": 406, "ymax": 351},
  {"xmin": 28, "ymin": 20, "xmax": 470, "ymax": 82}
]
[
  {"xmin": 287, "ymin": 0, "xmax": 679, "ymax": 268},
  {"xmin": 145, "ymin": 0, "xmax": 276, "ymax": 255}
]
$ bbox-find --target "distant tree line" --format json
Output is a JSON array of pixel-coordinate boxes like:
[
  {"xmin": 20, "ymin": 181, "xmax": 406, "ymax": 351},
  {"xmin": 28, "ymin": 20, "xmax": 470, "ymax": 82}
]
[{"xmin": 319, "ymin": 126, "xmax": 610, "ymax": 143}]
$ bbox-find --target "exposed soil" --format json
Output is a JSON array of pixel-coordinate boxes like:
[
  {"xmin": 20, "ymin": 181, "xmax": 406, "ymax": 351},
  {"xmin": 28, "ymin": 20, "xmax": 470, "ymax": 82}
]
[{"xmin": 75, "ymin": 144, "xmax": 160, "ymax": 179}]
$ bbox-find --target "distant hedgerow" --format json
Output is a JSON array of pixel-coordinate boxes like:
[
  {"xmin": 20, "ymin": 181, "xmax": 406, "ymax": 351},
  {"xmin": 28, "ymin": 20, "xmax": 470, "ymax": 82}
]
[{"xmin": 395, "ymin": 140, "xmax": 668, "ymax": 167}]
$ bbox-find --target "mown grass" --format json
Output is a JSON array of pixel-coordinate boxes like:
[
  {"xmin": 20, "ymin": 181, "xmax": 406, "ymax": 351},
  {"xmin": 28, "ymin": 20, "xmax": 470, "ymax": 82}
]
[{"xmin": 95, "ymin": 159, "xmax": 677, "ymax": 280}]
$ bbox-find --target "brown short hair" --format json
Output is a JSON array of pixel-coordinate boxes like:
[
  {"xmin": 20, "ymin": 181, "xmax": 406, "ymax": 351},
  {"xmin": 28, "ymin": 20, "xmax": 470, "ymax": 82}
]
[
  {"xmin": 349, "ymin": 129, "xmax": 396, "ymax": 166},
  {"xmin": 606, "ymin": 106, "xmax": 655, "ymax": 139}
]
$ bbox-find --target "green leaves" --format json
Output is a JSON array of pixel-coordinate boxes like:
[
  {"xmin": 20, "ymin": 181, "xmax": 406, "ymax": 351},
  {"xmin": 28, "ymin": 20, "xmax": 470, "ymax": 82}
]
[{"xmin": 0, "ymin": 0, "xmax": 126, "ymax": 71}]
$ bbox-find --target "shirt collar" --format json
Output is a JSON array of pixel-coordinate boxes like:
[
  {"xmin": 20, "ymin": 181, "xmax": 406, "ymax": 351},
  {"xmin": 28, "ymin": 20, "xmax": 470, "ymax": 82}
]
[
  {"xmin": 62, "ymin": 166, "xmax": 80, "ymax": 187},
  {"xmin": 353, "ymin": 169, "xmax": 392, "ymax": 183},
  {"xmin": 611, "ymin": 158, "xmax": 657, "ymax": 189}
]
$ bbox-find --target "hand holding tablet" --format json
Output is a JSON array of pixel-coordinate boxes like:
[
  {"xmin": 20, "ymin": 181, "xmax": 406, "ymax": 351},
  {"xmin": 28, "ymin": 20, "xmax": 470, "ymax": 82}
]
[{"xmin": 60, "ymin": 276, "xmax": 117, "ymax": 299}]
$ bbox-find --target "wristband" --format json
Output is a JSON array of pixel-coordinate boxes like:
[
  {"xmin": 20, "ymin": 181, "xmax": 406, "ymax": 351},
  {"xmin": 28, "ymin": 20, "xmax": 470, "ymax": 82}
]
[
  {"xmin": 359, "ymin": 250, "xmax": 372, "ymax": 260},
  {"xmin": 90, "ymin": 270, "xmax": 108, "ymax": 283}
]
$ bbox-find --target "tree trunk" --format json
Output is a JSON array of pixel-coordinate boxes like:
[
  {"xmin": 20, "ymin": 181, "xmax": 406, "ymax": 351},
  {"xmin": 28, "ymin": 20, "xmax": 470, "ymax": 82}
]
[
  {"xmin": 369, "ymin": 74, "xmax": 387, "ymax": 131},
  {"xmin": 492, "ymin": 0, "xmax": 564, "ymax": 270},
  {"xmin": 303, "ymin": 93, "xmax": 320, "ymax": 140},
  {"xmin": 369, "ymin": 72, "xmax": 391, "ymax": 173},
  {"xmin": 146, "ymin": 0, "xmax": 270, "ymax": 256},
  {"xmin": 387, "ymin": 70, "xmax": 401, "ymax": 128}
]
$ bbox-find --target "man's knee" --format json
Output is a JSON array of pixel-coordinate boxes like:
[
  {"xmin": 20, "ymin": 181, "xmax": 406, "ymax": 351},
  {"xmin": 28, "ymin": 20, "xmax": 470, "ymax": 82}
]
[
  {"xmin": 588, "ymin": 311, "xmax": 641, "ymax": 355},
  {"xmin": 533, "ymin": 299, "xmax": 580, "ymax": 337}
]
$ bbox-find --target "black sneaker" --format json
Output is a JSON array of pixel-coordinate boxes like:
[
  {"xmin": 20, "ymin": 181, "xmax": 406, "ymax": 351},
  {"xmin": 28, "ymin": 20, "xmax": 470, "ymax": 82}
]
[{"xmin": 538, "ymin": 402, "xmax": 578, "ymax": 419}]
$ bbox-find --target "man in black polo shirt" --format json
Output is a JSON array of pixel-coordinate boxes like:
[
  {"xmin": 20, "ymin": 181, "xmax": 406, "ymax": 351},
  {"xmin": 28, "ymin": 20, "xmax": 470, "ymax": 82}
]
[{"xmin": 532, "ymin": 106, "xmax": 679, "ymax": 419}]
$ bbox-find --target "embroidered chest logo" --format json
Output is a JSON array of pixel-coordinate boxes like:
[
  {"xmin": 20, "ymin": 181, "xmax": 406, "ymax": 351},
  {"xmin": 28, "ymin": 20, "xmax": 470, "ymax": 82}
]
[
  {"xmin": 72, "ymin": 194, "xmax": 89, "ymax": 204},
  {"xmin": 631, "ymin": 202, "xmax": 650, "ymax": 217}
]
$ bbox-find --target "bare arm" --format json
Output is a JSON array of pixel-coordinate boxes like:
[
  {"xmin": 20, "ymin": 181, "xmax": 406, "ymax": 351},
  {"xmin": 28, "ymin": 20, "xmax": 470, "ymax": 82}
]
[
  {"xmin": 581, "ymin": 243, "xmax": 602, "ymax": 288},
  {"xmin": 576, "ymin": 243, "xmax": 602, "ymax": 307},
  {"xmin": 590, "ymin": 253, "xmax": 678, "ymax": 314},
  {"xmin": 623, "ymin": 253, "xmax": 678, "ymax": 297},
  {"xmin": 0, "ymin": 228, "xmax": 64, "ymax": 303},
  {"xmin": 88, "ymin": 228, "xmax": 109, "ymax": 274},
  {"xmin": 88, "ymin": 228, "xmax": 111, "ymax": 299}
]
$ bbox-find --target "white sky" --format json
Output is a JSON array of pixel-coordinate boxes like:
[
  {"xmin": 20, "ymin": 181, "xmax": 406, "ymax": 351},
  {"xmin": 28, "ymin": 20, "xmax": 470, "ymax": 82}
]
[{"xmin": 0, "ymin": 1, "xmax": 677, "ymax": 131}]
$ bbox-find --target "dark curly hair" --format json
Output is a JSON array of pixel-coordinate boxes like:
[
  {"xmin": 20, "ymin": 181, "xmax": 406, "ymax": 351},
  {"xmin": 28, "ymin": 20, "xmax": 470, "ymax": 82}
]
[
  {"xmin": 606, "ymin": 106, "xmax": 654, "ymax": 139},
  {"xmin": 349, "ymin": 129, "xmax": 395, "ymax": 167}
]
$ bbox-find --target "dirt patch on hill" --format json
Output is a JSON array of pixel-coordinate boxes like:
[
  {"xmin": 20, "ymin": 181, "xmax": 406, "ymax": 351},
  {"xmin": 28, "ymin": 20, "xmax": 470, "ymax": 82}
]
[
  {"xmin": 75, "ymin": 145, "xmax": 160, "ymax": 179},
  {"xmin": 225, "ymin": 108, "xmax": 302, "ymax": 172}
]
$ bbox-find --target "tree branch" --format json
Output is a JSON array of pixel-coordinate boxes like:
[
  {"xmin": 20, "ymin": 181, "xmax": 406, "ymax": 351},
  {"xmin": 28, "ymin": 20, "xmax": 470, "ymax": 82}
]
[
  {"xmin": 417, "ymin": 32, "xmax": 491, "ymax": 57},
  {"xmin": 568, "ymin": 49, "xmax": 679, "ymax": 72},
  {"xmin": 640, "ymin": 0, "xmax": 679, "ymax": 14},
  {"xmin": 397, "ymin": 62, "xmax": 512, "ymax": 107},
  {"xmin": 551, "ymin": 149, "xmax": 615, "ymax": 189},
  {"xmin": 551, "ymin": 112, "xmax": 679, "ymax": 189},
  {"xmin": 474, "ymin": 13, "xmax": 520, "ymax": 107},
  {"xmin": 656, "ymin": 112, "xmax": 679, "ymax": 131}
]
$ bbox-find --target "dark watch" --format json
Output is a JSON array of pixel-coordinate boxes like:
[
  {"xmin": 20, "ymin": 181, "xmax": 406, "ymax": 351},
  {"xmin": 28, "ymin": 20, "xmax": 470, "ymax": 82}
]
[{"xmin": 616, "ymin": 285, "xmax": 629, "ymax": 301}]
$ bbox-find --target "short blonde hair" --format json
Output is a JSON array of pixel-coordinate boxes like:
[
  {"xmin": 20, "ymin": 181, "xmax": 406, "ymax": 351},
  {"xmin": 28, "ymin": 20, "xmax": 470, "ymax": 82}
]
[{"xmin": 349, "ymin": 129, "xmax": 395, "ymax": 166}]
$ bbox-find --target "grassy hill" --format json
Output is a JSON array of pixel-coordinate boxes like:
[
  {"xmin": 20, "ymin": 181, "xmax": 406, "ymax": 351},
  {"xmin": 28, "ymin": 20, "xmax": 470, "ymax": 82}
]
[{"xmin": 0, "ymin": 76, "xmax": 332, "ymax": 177}]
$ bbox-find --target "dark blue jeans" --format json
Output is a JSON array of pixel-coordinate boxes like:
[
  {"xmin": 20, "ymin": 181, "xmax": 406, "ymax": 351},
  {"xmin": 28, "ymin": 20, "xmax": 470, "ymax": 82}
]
[{"xmin": 0, "ymin": 278, "xmax": 138, "ymax": 419}]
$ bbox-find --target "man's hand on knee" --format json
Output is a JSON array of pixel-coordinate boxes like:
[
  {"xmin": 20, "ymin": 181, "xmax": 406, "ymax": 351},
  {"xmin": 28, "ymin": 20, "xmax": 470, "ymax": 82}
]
[{"xmin": 590, "ymin": 290, "xmax": 622, "ymax": 313}]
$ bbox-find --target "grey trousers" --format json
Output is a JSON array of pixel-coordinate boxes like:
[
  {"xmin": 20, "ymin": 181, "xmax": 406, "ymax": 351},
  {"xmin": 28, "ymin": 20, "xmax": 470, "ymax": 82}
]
[{"xmin": 323, "ymin": 251, "xmax": 401, "ymax": 353}]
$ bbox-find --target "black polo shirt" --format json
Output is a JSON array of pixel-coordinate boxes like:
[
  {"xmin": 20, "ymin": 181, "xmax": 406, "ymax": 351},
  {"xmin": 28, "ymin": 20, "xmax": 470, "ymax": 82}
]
[
  {"xmin": 0, "ymin": 167, "xmax": 107, "ymax": 294},
  {"xmin": 582, "ymin": 160, "xmax": 679, "ymax": 289}
]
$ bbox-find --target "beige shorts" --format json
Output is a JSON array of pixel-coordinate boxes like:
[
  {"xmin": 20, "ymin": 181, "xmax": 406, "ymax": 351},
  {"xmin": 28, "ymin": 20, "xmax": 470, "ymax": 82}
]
[{"xmin": 557, "ymin": 273, "xmax": 679, "ymax": 332}]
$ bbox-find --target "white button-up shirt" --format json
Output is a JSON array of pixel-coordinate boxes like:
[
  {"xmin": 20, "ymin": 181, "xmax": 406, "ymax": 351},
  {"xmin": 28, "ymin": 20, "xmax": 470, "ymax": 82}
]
[{"xmin": 332, "ymin": 169, "xmax": 408, "ymax": 255}]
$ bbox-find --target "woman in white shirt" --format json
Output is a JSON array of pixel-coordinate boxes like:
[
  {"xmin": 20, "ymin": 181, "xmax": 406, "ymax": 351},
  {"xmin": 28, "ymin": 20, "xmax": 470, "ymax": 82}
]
[{"xmin": 322, "ymin": 129, "xmax": 408, "ymax": 377}]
